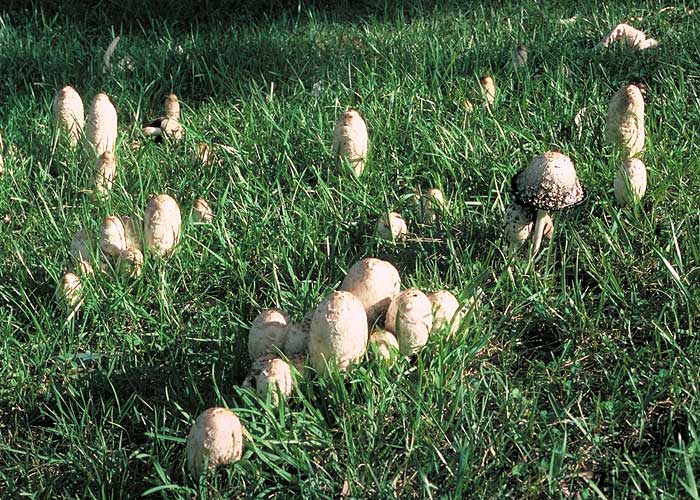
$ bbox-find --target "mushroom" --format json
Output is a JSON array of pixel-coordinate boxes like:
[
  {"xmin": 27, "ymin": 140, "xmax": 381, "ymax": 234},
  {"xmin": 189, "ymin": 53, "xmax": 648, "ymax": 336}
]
[
  {"xmin": 94, "ymin": 151, "xmax": 116, "ymax": 197},
  {"xmin": 503, "ymin": 201, "xmax": 534, "ymax": 252},
  {"xmin": 614, "ymin": 157, "xmax": 647, "ymax": 206},
  {"xmin": 74, "ymin": 260, "xmax": 94, "ymax": 276},
  {"xmin": 143, "ymin": 94, "xmax": 184, "ymax": 142},
  {"xmin": 242, "ymin": 354, "xmax": 293, "ymax": 406},
  {"xmin": 186, "ymin": 407, "xmax": 244, "ymax": 479},
  {"xmin": 511, "ymin": 44, "xmax": 527, "ymax": 68},
  {"xmin": 51, "ymin": 85, "xmax": 84, "ymax": 147},
  {"xmin": 480, "ymin": 76, "xmax": 496, "ymax": 107},
  {"xmin": 419, "ymin": 188, "xmax": 446, "ymax": 224},
  {"xmin": 339, "ymin": 258, "xmax": 401, "ymax": 326},
  {"xmin": 427, "ymin": 290, "xmax": 464, "ymax": 334},
  {"xmin": 143, "ymin": 194, "xmax": 181, "ymax": 257},
  {"xmin": 368, "ymin": 328, "xmax": 400, "ymax": 361},
  {"xmin": 308, "ymin": 291, "xmax": 368, "ymax": 375},
  {"xmin": 503, "ymin": 202, "xmax": 555, "ymax": 252},
  {"xmin": 510, "ymin": 151, "xmax": 586, "ymax": 254},
  {"xmin": 606, "ymin": 84, "xmax": 645, "ymax": 158},
  {"xmin": 99, "ymin": 216, "xmax": 127, "ymax": 258},
  {"xmin": 117, "ymin": 248, "xmax": 144, "ymax": 278},
  {"xmin": 332, "ymin": 109, "xmax": 368, "ymax": 177},
  {"xmin": 376, "ymin": 211, "xmax": 407, "ymax": 241},
  {"xmin": 56, "ymin": 272, "xmax": 82, "ymax": 311},
  {"xmin": 85, "ymin": 92, "xmax": 117, "ymax": 158},
  {"xmin": 192, "ymin": 198, "xmax": 214, "ymax": 223},
  {"xmin": 384, "ymin": 288, "xmax": 433, "ymax": 355},
  {"xmin": 284, "ymin": 309, "xmax": 313, "ymax": 357},
  {"xmin": 597, "ymin": 23, "xmax": 658, "ymax": 52},
  {"xmin": 248, "ymin": 308, "xmax": 290, "ymax": 360}
]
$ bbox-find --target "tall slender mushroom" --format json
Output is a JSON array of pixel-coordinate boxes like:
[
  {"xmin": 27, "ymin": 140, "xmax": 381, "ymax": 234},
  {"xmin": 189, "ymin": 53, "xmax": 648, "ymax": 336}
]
[{"xmin": 511, "ymin": 151, "xmax": 586, "ymax": 254}]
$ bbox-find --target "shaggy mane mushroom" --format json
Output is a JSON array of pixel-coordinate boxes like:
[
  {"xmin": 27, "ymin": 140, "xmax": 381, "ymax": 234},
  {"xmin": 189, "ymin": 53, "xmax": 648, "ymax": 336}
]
[{"xmin": 511, "ymin": 151, "xmax": 586, "ymax": 254}]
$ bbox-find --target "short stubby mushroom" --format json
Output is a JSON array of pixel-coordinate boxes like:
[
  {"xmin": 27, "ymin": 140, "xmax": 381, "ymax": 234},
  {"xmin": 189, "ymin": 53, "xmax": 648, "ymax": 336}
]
[
  {"xmin": 614, "ymin": 157, "xmax": 647, "ymax": 206},
  {"xmin": 143, "ymin": 94, "xmax": 184, "ymax": 143},
  {"xmin": 427, "ymin": 290, "xmax": 464, "ymax": 335},
  {"xmin": 332, "ymin": 109, "xmax": 368, "ymax": 177},
  {"xmin": 143, "ymin": 194, "xmax": 181, "ymax": 257},
  {"xmin": 56, "ymin": 272, "xmax": 82, "ymax": 311},
  {"xmin": 605, "ymin": 84, "xmax": 645, "ymax": 158},
  {"xmin": 384, "ymin": 288, "xmax": 433, "ymax": 356},
  {"xmin": 100, "ymin": 215, "xmax": 127, "ymax": 258},
  {"xmin": 510, "ymin": 151, "xmax": 586, "ymax": 254},
  {"xmin": 308, "ymin": 291, "xmax": 368, "ymax": 375},
  {"xmin": 339, "ymin": 258, "xmax": 401, "ymax": 326},
  {"xmin": 192, "ymin": 198, "xmax": 214, "ymax": 223},
  {"xmin": 186, "ymin": 407, "xmax": 244, "ymax": 479},
  {"xmin": 248, "ymin": 308, "xmax": 290, "ymax": 360},
  {"xmin": 368, "ymin": 328, "xmax": 400, "ymax": 361},
  {"xmin": 242, "ymin": 354, "xmax": 293, "ymax": 406}
]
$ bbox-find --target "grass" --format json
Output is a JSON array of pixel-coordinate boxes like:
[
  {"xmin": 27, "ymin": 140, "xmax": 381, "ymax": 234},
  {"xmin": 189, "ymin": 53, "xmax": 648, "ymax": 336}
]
[{"xmin": 1, "ymin": 1, "xmax": 699, "ymax": 498}]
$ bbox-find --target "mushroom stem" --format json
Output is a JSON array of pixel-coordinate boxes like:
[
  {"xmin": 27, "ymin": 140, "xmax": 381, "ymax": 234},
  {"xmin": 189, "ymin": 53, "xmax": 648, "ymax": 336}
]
[{"xmin": 531, "ymin": 209, "xmax": 549, "ymax": 254}]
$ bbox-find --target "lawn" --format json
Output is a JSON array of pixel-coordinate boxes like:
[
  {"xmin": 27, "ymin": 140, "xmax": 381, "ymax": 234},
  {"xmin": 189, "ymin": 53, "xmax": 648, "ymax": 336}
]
[{"xmin": 1, "ymin": 1, "xmax": 699, "ymax": 498}]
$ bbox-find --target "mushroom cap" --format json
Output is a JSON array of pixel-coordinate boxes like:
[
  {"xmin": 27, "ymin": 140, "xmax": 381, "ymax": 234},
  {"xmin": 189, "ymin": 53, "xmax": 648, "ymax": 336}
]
[
  {"xmin": 164, "ymin": 93, "xmax": 180, "ymax": 120},
  {"xmin": 192, "ymin": 198, "xmax": 214, "ymax": 223},
  {"xmin": 186, "ymin": 407, "xmax": 244, "ymax": 479},
  {"xmin": 420, "ymin": 188, "xmax": 446, "ymax": 223},
  {"xmin": 368, "ymin": 328, "xmax": 400, "ymax": 361},
  {"xmin": 605, "ymin": 84, "xmax": 645, "ymax": 157},
  {"xmin": 85, "ymin": 92, "xmax": 117, "ymax": 157},
  {"xmin": 308, "ymin": 291, "xmax": 368, "ymax": 375},
  {"xmin": 503, "ymin": 201, "xmax": 535, "ymax": 249},
  {"xmin": 376, "ymin": 211, "xmax": 408, "ymax": 240},
  {"xmin": 57, "ymin": 272, "xmax": 82, "ymax": 309},
  {"xmin": 248, "ymin": 308, "xmax": 290, "ymax": 360},
  {"xmin": 339, "ymin": 258, "xmax": 401, "ymax": 326},
  {"xmin": 427, "ymin": 290, "xmax": 464, "ymax": 334},
  {"xmin": 100, "ymin": 215, "xmax": 127, "ymax": 258},
  {"xmin": 332, "ymin": 109, "xmax": 368, "ymax": 176},
  {"xmin": 242, "ymin": 354, "xmax": 293, "ymax": 406},
  {"xmin": 52, "ymin": 85, "xmax": 84, "ymax": 146},
  {"xmin": 511, "ymin": 151, "xmax": 586, "ymax": 211},
  {"xmin": 384, "ymin": 288, "xmax": 433, "ymax": 355},
  {"xmin": 143, "ymin": 194, "xmax": 181, "ymax": 257},
  {"xmin": 614, "ymin": 157, "xmax": 647, "ymax": 206},
  {"xmin": 117, "ymin": 248, "xmax": 144, "ymax": 278}
]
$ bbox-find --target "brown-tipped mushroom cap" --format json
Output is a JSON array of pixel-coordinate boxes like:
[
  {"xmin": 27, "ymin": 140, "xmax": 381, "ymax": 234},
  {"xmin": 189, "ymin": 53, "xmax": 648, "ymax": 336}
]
[{"xmin": 511, "ymin": 151, "xmax": 586, "ymax": 211}]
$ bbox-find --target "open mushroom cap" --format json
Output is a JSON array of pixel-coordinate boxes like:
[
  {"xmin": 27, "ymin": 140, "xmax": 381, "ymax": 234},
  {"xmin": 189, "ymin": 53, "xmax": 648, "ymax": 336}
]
[{"xmin": 511, "ymin": 151, "xmax": 586, "ymax": 211}]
